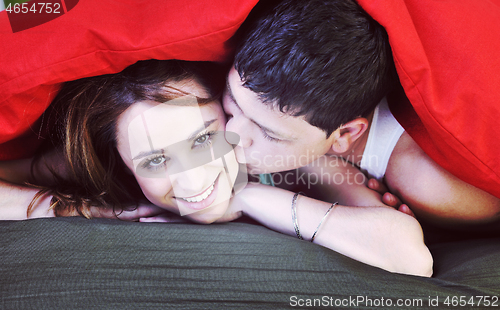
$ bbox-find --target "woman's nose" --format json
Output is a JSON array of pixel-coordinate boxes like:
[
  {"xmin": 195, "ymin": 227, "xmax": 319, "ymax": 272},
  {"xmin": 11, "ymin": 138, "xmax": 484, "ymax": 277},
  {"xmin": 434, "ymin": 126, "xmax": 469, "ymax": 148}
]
[{"xmin": 170, "ymin": 166, "xmax": 207, "ymax": 195}]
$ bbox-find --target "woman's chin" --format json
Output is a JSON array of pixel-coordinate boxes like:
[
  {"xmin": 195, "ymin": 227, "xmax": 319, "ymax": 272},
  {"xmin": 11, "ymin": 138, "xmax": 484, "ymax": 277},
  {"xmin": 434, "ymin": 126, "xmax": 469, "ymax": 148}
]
[{"xmin": 187, "ymin": 214, "xmax": 220, "ymax": 225}]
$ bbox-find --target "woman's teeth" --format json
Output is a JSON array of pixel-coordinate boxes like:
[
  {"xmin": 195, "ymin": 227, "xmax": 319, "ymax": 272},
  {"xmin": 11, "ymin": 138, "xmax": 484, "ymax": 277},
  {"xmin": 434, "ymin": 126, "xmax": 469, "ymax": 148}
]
[{"xmin": 181, "ymin": 183, "xmax": 215, "ymax": 203}]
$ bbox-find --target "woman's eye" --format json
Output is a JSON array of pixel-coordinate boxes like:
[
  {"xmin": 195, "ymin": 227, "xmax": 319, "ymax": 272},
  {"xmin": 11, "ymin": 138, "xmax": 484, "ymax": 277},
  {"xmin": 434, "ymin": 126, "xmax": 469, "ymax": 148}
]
[
  {"xmin": 149, "ymin": 156, "xmax": 166, "ymax": 166},
  {"xmin": 193, "ymin": 131, "xmax": 216, "ymax": 148},
  {"xmin": 141, "ymin": 155, "xmax": 167, "ymax": 171},
  {"xmin": 195, "ymin": 135, "xmax": 208, "ymax": 145}
]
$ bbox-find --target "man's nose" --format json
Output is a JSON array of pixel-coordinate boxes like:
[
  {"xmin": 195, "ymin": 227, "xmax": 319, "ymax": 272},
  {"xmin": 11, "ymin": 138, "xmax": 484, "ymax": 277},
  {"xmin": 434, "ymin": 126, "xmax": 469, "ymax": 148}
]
[{"xmin": 226, "ymin": 116, "xmax": 252, "ymax": 148}]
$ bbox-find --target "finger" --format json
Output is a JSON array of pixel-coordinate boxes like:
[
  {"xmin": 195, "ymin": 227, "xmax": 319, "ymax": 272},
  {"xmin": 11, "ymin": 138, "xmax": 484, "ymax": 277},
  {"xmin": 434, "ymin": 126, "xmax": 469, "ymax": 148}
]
[
  {"xmin": 113, "ymin": 204, "xmax": 166, "ymax": 221},
  {"xmin": 367, "ymin": 178, "xmax": 389, "ymax": 194},
  {"xmin": 398, "ymin": 204, "xmax": 416, "ymax": 218},
  {"xmin": 139, "ymin": 214, "xmax": 187, "ymax": 223},
  {"xmin": 382, "ymin": 192, "xmax": 403, "ymax": 208}
]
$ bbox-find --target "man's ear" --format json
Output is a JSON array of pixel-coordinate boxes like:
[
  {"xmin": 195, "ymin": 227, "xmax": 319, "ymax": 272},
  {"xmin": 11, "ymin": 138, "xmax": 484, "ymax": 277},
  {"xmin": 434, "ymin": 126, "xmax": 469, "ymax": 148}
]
[{"xmin": 330, "ymin": 118, "xmax": 369, "ymax": 154}]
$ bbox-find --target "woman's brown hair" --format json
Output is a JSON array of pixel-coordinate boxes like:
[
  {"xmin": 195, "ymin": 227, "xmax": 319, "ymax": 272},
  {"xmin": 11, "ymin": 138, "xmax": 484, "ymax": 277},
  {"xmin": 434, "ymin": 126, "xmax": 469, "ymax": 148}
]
[{"xmin": 30, "ymin": 60, "xmax": 227, "ymax": 217}]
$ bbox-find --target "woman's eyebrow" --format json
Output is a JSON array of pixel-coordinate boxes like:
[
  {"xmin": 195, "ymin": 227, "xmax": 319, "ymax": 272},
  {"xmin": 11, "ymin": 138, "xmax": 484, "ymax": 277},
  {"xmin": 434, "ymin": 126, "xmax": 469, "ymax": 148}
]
[
  {"xmin": 132, "ymin": 119, "xmax": 218, "ymax": 161},
  {"xmin": 186, "ymin": 119, "xmax": 217, "ymax": 141},
  {"xmin": 132, "ymin": 149, "xmax": 164, "ymax": 161}
]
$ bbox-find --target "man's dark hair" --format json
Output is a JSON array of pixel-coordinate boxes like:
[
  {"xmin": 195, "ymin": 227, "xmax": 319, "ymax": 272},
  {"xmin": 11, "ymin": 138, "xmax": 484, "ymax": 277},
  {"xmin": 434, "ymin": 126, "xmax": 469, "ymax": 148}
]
[{"xmin": 234, "ymin": 0, "xmax": 398, "ymax": 136}]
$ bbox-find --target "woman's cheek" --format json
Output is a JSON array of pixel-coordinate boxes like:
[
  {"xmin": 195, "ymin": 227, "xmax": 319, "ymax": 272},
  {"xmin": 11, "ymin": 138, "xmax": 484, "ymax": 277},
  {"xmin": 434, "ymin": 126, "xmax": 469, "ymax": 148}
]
[{"xmin": 136, "ymin": 177, "xmax": 174, "ymax": 207}]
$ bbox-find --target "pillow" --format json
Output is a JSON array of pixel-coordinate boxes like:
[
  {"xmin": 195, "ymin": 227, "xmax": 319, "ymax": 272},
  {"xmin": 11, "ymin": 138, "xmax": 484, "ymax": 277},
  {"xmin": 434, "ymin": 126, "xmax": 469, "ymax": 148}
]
[
  {"xmin": 0, "ymin": 0, "xmax": 258, "ymax": 160},
  {"xmin": 1, "ymin": 217, "xmax": 499, "ymax": 308},
  {"xmin": 357, "ymin": 0, "xmax": 500, "ymax": 199}
]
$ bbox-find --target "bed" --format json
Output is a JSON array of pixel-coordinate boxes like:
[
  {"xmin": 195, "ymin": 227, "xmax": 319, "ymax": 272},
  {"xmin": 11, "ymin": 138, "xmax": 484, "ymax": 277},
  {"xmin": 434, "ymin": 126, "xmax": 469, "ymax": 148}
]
[
  {"xmin": 1, "ymin": 217, "xmax": 500, "ymax": 309},
  {"xmin": 1, "ymin": 0, "xmax": 500, "ymax": 308}
]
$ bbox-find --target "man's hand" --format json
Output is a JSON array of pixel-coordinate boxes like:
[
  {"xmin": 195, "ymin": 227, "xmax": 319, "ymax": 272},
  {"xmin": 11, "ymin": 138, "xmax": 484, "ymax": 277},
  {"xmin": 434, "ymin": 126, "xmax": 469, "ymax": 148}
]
[{"xmin": 368, "ymin": 178, "xmax": 415, "ymax": 218}]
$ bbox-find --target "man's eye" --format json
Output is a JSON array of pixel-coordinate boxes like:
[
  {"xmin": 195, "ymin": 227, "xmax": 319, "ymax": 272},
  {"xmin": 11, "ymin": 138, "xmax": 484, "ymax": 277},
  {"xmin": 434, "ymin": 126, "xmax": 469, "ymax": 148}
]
[{"xmin": 262, "ymin": 130, "xmax": 281, "ymax": 143}]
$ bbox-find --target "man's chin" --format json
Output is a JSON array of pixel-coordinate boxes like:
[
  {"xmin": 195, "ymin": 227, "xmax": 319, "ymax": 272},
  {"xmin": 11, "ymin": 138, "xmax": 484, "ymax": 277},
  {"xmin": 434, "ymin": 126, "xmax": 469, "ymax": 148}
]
[
  {"xmin": 246, "ymin": 164, "xmax": 282, "ymax": 175},
  {"xmin": 245, "ymin": 164, "xmax": 263, "ymax": 175}
]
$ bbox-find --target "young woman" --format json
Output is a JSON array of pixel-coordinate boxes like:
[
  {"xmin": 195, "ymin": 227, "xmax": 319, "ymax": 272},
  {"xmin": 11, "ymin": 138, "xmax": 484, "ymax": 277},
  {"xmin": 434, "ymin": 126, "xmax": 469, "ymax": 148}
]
[
  {"xmin": 0, "ymin": 59, "xmax": 432, "ymax": 276},
  {"xmin": 28, "ymin": 60, "xmax": 245, "ymax": 224}
]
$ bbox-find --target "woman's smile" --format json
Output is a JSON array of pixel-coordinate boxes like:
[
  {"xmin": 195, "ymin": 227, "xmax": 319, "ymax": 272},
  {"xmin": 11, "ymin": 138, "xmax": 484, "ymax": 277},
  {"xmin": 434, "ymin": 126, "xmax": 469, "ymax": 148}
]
[{"xmin": 178, "ymin": 180, "xmax": 216, "ymax": 203}]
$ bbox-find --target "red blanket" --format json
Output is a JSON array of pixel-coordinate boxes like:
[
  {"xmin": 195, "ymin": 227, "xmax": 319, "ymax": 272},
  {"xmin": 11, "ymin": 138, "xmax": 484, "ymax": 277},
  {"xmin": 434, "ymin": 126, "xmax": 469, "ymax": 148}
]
[
  {"xmin": 358, "ymin": 0, "xmax": 500, "ymax": 199},
  {"xmin": 0, "ymin": 0, "xmax": 257, "ymax": 160},
  {"xmin": 2, "ymin": 0, "xmax": 499, "ymax": 199}
]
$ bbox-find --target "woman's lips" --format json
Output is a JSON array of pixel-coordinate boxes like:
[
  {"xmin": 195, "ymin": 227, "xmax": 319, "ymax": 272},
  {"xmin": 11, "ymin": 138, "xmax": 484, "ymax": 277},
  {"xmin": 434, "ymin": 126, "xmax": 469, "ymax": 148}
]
[
  {"xmin": 175, "ymin": 174, "xmax": 220, "ymax": 211},
  {"xmin": 180, "ymin": 183, "xmax": 215, "ymax": 203}
]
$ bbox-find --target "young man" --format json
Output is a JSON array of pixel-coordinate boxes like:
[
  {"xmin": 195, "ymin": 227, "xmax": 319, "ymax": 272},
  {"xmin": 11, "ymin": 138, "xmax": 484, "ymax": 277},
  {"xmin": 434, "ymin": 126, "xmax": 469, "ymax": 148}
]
[{"xmin": 223, "ymin": 0, "xmax": 500, "ymax": 230}]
